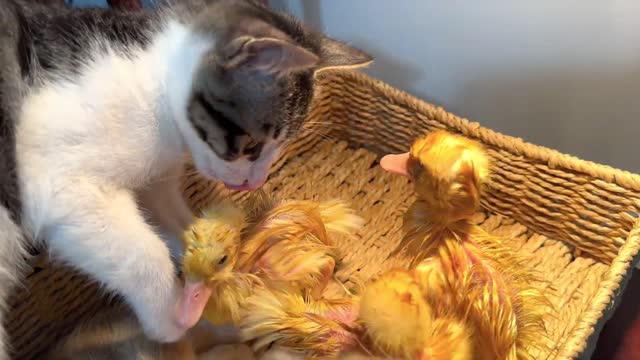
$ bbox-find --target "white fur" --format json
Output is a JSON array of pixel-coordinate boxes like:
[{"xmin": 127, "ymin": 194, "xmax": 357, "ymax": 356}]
[
  {"xmin": 163, "ymin": 22, "xmax": 285, "ymax": 190},
  {"xmin": 175, "ymin": 90, "xmax": 286, "ymax": 189},
  {"xmin": 0, "ymin": 206, "xmax": 27, "ymax": 358},
  {"xmin": 15, "ymin": 19, "xmax": 262, "ymax": 342},
  {"xmin": 191, "ymin": 131, "xmax": 284, "ymax": 188}
]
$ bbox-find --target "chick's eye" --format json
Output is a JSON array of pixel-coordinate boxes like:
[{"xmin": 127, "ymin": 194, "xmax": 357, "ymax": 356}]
[
  {"xmin": 218, "ymin": 255, "xmax": 228, "ymax": 265},
  {"xmin": 408, "ymin": 157, "xmax": 424, "ymax": 178}
]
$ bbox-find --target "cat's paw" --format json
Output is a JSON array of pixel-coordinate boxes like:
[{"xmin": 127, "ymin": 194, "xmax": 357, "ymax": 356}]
[
  {"xmin": 134, "ymin": 279, "xmax": 199, "ymax": 343},
  {"xmin": 137, "ymin": 297, "xmax": 189, "ymax": 342},
  {"xmin": 141, "ymin": 315, "xmax": 188, "ymax": 343}
]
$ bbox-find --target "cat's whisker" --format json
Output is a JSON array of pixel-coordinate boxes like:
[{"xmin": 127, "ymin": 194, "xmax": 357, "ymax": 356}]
[
  {"xmin": 300, "ymin": 127, "xmax": 336, "ymax": 142},
  {"xmin": 303, "ymin": 126, "xmax": 333, "ymax": 133},
  {"xmin": 303, "ymin": 121, "xmax": 334, "ymax": 126},
  {"xmin": 301, "ymin": 124, "xmax": 334, "ymax": 133},
  {"xmin": 148, "ymin": 169, "xmax": 202, "ymax": 184},
  {"xmin": 301, "ymin": 122, "xmax": 332, "ymax": 131},
  {"xmin": 310, "ymin": 133, "xmax": 336, "ymax": 143},
  {"xmin": 304, "ymin": 120, "xmax": 332, "ymax": 123}
]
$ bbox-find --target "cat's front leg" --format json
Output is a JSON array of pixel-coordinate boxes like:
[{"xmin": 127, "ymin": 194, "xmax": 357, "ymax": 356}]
[
  {"xmin": 137, "ymin": 165, "xmax": 194, "ymax": 261},
  {"xmin": 45, "ymin": 181, "xmax": 208, "ymax": 342}
]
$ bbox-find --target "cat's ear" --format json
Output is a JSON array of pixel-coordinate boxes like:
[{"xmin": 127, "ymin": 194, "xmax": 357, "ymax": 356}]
[
  {"xmin": 317, "ymin": 37, "xmax": 374, "ymax": 72},
  {"xmin": 218, "ymin": 35, "xmax": 320, "ymax": 77}
]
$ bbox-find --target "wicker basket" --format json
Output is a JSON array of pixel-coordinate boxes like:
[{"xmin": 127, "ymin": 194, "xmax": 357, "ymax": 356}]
[{"xmin": 7, "ymin": 70, "xmax": 640, "ymax": 360}]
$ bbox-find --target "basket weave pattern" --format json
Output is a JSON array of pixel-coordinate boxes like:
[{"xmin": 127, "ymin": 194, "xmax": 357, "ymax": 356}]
[{"xmin": 7, "ymin": 71, "xmax": 640, "ymax": 360}]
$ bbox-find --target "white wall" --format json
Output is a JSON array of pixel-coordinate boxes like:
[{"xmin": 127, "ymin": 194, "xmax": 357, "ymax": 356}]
[{"xmin": 273, "ymin": 0, "xmax": 640, "ymax": 172}]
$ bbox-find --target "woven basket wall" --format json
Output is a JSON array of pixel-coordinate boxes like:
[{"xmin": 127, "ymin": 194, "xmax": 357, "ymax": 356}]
[{"xmin": 7, "ymin": 70, "xmax": 640, "ymax": 360}]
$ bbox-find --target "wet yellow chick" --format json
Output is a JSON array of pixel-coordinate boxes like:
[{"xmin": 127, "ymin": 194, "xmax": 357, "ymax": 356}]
[
  {"xmin": 358, "ymin": 269, "xmax": 473, "ymax": 360},
  {"xmin": 381, "ymin": 130, "xmax": 549, "ymax": 360},
  {"xmin": 240, "ymin": 287, "xmax": 363, "ymax": 359},
  {"xmin": 182, "ymin": 202, "xmax": 244, "ymax": 284},
  {"xmin": 182, "ymin": 191, "xmax": 362, "ymax": 330},
  {"xmin": 238, "ymin": 191, "xmax": 363, "ymax": 300},
  {"xmin": 181, "ymin": 201, "xmax": 258, "ymax": 327},
  {"xmin": 240, "ymin": 266, "xmax": 473, "ymax": 360}
]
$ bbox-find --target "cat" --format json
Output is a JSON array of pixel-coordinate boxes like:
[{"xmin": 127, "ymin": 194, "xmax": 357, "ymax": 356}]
[{"xmin": 0, "ymin": 0, "xmax": 372, "ymax": 357}]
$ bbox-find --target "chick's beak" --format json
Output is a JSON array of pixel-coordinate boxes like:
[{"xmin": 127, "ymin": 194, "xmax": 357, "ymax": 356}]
[
  {"xmin": 175, "ymin": 280, "xmax": 213, "ymax": 329},
  {"xmin": 380, "ymin": 152, "xmax": 411, "ymax": 177}
]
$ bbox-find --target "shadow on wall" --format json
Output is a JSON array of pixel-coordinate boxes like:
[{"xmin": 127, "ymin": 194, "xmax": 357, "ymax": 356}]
[
  {"xmin": 271, "ymin": 0, "xmax": 322, "ymax": 32},
  {"xmin": 270, "ymin": 0, "xmax": 435, "ymax": 104},
  {"xmin": 299, "ymin": 0, "xmax": 322, "ymax": 31},
  {"xmin": 275, "ymin": 0, "xmax": 640, "ymax": 171},
  {"xmin": 450, "ymin": 63, "xmax": 640, "ymax": 171},
  {"xmin": 349, "ymin": 39, "xmax": 434, "ymax": 104},
  {"xmin": 363, "ymin": 56, "xmax": 640, "ymax": 172}
]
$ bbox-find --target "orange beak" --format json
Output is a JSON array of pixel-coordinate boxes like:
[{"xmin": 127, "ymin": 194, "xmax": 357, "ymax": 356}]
[
  {"xmin": 175, "ymin": 279, "xmax": 213, "ymax": 329},
  {"xmin": 380, "ymin": 152, "xmax": 411, "ymax": 177}
]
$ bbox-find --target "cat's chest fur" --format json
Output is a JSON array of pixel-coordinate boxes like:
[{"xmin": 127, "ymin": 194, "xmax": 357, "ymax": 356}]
[
  {"xmin": 15, "ymin": 21, "xmax": 212, "ymax": 237},
  {"xmin": 19, "ymin": 67, "xmax": 173, "ymax": 186},
  {"xmin": 16, "ymin": 22, "xmax": 207, "ymax": 189}
]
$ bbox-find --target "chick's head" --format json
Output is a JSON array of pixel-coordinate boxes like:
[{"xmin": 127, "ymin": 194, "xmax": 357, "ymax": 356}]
[
  {"xmin": 410, "ymin": 131, "xmax": 489, "ymax": 222},
  {"xmin": 182, "ymin": 203, "xmax": 245, "ymax": 283},
  {"xmin": 381, "ymin": 131, "xmax": 489, "ymax": 224}
]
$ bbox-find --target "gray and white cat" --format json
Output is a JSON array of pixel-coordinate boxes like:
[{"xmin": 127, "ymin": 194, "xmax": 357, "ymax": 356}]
[{"xmin": 0, "ymin": 0, "xmax": 371, "ymax": 357}]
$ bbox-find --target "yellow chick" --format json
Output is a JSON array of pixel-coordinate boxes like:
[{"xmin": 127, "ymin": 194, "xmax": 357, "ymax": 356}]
[
  {"xmin": 181, "ymin": 191, "xmax": 363, "ymax": 330},
  {"xmin": 240, "ymin": 263, "xmax": 474, "ymax": 360},
  {"xmin": 181, "ymin": 201, "xmax": 257, "ymax": 326},
  {"xmin": 240, "ymin": 287, "xmax": 362, "ymax": 359},
  {"xmin": 380, "ymin": 130, "xmax": 549, "ymax": 360},
  {"xmin": 178, "ymin": 201, "xmax": 246, "ymax": 329},
  {"xmin": 182, "ymin": 202, "xmax": 244, "ymax": 283},
  {"xmin": 358, "ymin": 269, "xmax": 473, "ymax": 360},
  {"xmin": 238, "ymin": 191, "xmax": 363, "ymax": 299}
]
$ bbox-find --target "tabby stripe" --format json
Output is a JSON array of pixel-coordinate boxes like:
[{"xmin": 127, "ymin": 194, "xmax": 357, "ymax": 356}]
[
  {"xmin": 245, "ymin": 142, "xmax": 264, "ymax": 161},
  {"xmin": 193, "ymin": 93, "xmax": 246, "ymax": 160},
  {"xmin": 194, "ymin": 93, "xmax": 246, "ymax": 138},
  {"xmin": 192, "ymin": 122, "xmax": 208, "ymax": 142}
]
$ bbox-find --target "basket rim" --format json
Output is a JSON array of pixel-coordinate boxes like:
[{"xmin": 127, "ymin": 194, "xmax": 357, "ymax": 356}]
[
  {"xmin": 317, "ymin": 70, "xmax": 640, "ymax": 192},
  {"xmin": 559, "ymin": 221, "xmax": 640, "ymax": 359},
  {"xmin": 314, "ymin": 70, "xmax": 640, "ymax": 358}
]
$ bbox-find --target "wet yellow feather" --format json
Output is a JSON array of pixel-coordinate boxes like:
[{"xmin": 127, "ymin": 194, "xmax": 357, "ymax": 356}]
[
  {"xmin": 388, "ymin": 130, "xmax": 550, "ymax": 359},
  {"xmin": 201, "ymin": 271, "xmax": 263, "ymax": 325},
  {"xmin": 240, "ymin": 287, "xmax": 362, "ymax": 358},
  {"xmin": 181, "ymin": 201, "xmax": 244, "ymax": 282},
  {"xmin": 357, "ymin": 269, "xmax": 473, "ymax": 360},
  {"xmin": 180, "ymin": 190, "xmax": 363, "ymax": 349},
  {"xmin": 237, "ymin": 191, "xmax": 362, "ymax": 298}
]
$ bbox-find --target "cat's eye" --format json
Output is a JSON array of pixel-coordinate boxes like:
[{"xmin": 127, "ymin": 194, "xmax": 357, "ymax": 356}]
[
  {"xmin": 217, "ymin": 255, "xmax": 228, "ymax": 266},
  {"xmin": 273, "ymin": 126, "xmax": 282, "ymax": 139},
  {"xmin": 243, "ymin": 139, "xmax": 262, "ymax": 157}
]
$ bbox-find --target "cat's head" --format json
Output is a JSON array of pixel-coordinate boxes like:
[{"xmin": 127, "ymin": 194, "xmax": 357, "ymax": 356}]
[{"xmin": 169, "ymin": 0, "xmax": 372, "ymax": 190}]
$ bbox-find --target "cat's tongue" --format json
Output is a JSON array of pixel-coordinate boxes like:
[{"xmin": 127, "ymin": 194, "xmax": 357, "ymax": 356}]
[
  {"xmin": 224, "ymin": 182, "xmax": 257, "ymax": 191},
  {"xmin": 176, "ymin": 280, "xmax": 212, "ymax": 329},
  {"xmin": 224, "ymin": 172, "xmax": 269, "ymax": 191}
]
